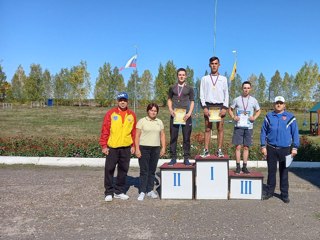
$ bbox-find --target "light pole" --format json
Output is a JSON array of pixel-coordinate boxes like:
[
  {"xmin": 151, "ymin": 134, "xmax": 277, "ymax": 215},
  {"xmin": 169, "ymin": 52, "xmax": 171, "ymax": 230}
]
[{"xmin": 232, "ymin": 50, "xmax": 237, "ymax": 63}]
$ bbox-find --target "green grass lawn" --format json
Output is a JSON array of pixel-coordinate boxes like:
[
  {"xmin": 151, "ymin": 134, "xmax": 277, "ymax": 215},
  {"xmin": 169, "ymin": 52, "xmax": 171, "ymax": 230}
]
[{"xmin": 1, "ymin": 104, "xmax": 319, "ymax": 145}]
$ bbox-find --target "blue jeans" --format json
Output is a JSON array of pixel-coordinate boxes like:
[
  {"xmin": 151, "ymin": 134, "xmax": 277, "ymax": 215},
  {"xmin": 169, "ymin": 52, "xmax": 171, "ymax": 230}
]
[{"xmin": 138, "ymin": 146, "xmax": 160, "ymax": 193}]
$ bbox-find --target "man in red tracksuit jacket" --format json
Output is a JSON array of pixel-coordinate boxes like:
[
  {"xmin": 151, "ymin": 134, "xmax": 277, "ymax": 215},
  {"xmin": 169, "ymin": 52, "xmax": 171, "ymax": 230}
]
[{"xmin": 99, "ymin": 92, "xmax": 136, "ymax": 202}]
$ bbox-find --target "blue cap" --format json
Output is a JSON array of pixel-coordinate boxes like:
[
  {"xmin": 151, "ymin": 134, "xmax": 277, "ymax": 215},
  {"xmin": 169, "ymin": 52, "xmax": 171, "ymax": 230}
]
[{"xmin": 117, "ymin": 92, "xmax": 129, "ymax": 100}]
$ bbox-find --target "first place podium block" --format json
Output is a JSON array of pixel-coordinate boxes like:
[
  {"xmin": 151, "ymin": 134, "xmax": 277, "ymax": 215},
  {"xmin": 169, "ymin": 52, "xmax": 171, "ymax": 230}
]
[
  {"xmin": 229, "ymin": 170, "xmax": 264, "ymax": 200},
  {"xmin": 160, "ymin": 163, "xmax": 195, "ymax": 200},
  {"xmin": 195, "ymin": 155, "xmax": 229, "ymax": 199}
]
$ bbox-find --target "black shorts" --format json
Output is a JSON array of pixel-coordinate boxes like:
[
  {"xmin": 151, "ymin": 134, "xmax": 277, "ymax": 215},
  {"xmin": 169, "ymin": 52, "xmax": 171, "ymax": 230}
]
[{"xmin": 232, "ymin": 128, "xmax": 253, "ymax": 146}]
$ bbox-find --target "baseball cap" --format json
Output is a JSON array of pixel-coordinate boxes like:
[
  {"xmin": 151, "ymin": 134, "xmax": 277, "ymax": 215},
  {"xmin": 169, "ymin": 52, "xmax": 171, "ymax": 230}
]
[
  {"xmin": 274, "ymin": 96, "xmax": 285, "ymax": 103},
  {"xmin": 117, "ymin": 92, "xmax": 129, "ymax": 100}
]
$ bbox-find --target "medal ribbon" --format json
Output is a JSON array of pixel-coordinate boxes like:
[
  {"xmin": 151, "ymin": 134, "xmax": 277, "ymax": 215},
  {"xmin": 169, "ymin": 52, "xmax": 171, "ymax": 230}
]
[
  {"xmin": 209, "ymin": 74, "xmax": 219, "ymax": 88},
  {"xmin": 241, "ymin": 96, "xmax": 250, "ymax": 114},
  {"xmin": 177, "ymin": 83, "xmax": 185, "ymax": 101}
]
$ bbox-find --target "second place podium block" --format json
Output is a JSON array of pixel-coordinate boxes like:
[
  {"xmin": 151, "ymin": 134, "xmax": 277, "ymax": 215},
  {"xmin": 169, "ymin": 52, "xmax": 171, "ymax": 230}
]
[{"xmin": 160, "ymin": 163, "xmax": 195, "ymax": 200}]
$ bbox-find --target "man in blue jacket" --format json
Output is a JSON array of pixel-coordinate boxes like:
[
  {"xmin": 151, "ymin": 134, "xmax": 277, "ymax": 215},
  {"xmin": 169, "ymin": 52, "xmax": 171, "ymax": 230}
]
[{"xmin": 260, "ymin": 96, "xmax": 299, "ymax": 203}]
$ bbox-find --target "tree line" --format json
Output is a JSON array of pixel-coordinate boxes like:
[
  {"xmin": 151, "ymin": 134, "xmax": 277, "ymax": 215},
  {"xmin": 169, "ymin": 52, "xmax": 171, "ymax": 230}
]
[{"xmin": 0, "ymin": 60, "xmax": 319, "ymax": 108}]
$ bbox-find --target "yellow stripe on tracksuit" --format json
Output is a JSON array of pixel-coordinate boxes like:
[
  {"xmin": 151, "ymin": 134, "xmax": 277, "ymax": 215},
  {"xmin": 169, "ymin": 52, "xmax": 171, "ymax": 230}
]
[{"xmin": 108, "ymin": 112, "xmax": 135, "ymax": 148}]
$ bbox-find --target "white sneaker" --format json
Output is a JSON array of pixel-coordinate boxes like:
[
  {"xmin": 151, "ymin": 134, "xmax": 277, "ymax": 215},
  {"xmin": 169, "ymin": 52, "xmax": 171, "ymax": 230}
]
[
  {"xmin": 137, "ymin": 192, "xmax": 145, "ymax": 201},
  {"xmin": 114, "ymin": 193, "xmax": 129, "ymax": 200},
  {"xmin": 104, "ymin": 195, "xmax": 113, "ymax": 202},
  {"xmin": 147, "ymin": 190, "xmax": 158, "ymax": 199}
]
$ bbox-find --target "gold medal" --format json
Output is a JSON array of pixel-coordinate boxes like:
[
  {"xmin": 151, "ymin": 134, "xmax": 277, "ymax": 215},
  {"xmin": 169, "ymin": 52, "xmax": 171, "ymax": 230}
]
[
  {"xmin": 178, "ymin": 99, "xmax": 180, "ymax": 103},
  {"xmin": 244, "ymin": 111, "xmax": 247, "ymax": 115},
  {"xmin": 212, "ymin": 86, "xmax": 216, "ymax": 90}
]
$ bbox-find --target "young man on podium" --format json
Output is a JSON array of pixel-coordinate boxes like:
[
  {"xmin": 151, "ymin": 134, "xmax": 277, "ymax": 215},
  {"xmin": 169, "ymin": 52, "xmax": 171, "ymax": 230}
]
[
  {"xmin": 228, "ymin": 81, "xmax": 261, "ymax": 174},
  {"xmin": 167, "ymin": 68, "xmax": 195, "ymax": 166},
  {"xmin": 200, "ymin": 56, "xmax": 229, "ymax": 157}
]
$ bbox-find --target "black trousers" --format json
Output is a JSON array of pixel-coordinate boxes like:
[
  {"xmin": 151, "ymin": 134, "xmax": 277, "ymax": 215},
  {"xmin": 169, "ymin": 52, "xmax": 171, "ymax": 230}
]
[
  {"xmin": 266, "ymin": 145, "xmax": 290, "ymax": 197},
  {"xmin": 169, "ymin": 116, "xmax": 192, "ymax": 160},
  {"xmin": 104, "ymin": 146, "xmax": 131, "ymax": 196},
  {"xmin": 138, "ymin": 146, "xmax": 160, "ymax": 193}
]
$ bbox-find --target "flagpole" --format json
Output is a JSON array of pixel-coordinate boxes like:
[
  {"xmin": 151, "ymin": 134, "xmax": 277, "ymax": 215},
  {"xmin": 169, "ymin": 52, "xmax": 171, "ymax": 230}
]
[
  {"xmin": 213, "ymin": 0, "xmax": 218, "ymax": 56},
  {"xmin": 134, "ymin": 45, "xmax": 138, "ymax": 113}
]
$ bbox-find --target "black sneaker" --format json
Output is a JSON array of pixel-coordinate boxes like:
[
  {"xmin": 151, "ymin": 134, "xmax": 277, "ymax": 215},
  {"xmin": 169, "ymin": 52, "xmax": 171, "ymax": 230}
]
[
  {"xmin": 201, "ymin": 149, "xmax": 210, "ymax": 158},
  {"xmin": 184, "ymin": 159, "xmax": 192, "ymax": 166},
  {"xmin": 281, "ymin": 195, "xmax": 290, "ymax": 203},
  {"xmin": 168, "ymin": 159, "xmax": 176, "ymax": 166},
  {"xmin": 235, "ymin": 166, "xmax": 241, "ymax": 174},
  {"xmin": 216, "ymin": 149, "xmax": 224, "ymax": 158},
  {"xmin": 262, "ymin": 193, "xmax": 273, "ymax": 200},
  {"xmin": 242, "ymin": 166, "xmax": 250, "ymax": 174}
]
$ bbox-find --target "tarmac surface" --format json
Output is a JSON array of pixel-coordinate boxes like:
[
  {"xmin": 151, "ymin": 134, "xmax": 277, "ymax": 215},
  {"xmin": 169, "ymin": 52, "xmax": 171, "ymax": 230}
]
[{"xmin": 0, "ymin": 165, "xmax": 319, "ymax": 240}]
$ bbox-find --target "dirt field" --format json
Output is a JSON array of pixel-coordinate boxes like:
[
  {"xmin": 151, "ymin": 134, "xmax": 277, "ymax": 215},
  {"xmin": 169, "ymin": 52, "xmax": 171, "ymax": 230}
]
[{"xmin": 0, "ymin": 165, "xmax": 319, "ymax": 240}]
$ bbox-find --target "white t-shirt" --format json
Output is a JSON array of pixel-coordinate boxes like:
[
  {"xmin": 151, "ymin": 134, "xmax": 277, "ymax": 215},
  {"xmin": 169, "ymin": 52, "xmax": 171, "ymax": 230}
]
[{"xmin": 230, "ymin": 95, "xmax": 260, "ymax": 129}]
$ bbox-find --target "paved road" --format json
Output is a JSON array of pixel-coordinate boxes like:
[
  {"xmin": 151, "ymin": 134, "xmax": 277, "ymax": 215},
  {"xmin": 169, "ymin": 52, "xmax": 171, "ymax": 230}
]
[{"xmin": 0, "ymin": 165, "xmax": 319, "ymax": 240}]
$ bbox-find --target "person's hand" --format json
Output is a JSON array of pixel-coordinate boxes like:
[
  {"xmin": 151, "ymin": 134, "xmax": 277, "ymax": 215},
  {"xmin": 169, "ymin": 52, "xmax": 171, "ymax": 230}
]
[
  {"xmin": 130, "ymin": 146, "xmax": 135, "ymax": 155},
  {"xmin": 169, "ymin": 109, "xmax": 175, "ymax": 117},
  {"xmin": 261, "ymin": 147, "xmax": 267, "ymax": 159},
  {"xmin": 160, "ymin": 147, "xmax": 166, "ymax": 157},
  {"xmin": 233, "ymin": 116, "xmax": 240, "ymax": 122},
  {"xmin": 184, "ymin": 113, "xmax": 191, "ymax": 121},
  {"xmin": 249, "ymin": 116, "xmax": 255, "ymax": 122},
  {"xmin": 220, "ymin": 108, "xmax": 227, "ymax": 117},
  {"xmin": 204, "ymin": 108, "xmax": 209, "ymax": 117},
  {"xmin": 102, "ymin": 147, "xmax": 109, "ymax": 155},
  {"xmin": 291, "ymin": 148, "xmax": 297, "ymax": 157},
  {"xmin": 135, "ymin": 149, "xmax": 141, "ymax": 158}
]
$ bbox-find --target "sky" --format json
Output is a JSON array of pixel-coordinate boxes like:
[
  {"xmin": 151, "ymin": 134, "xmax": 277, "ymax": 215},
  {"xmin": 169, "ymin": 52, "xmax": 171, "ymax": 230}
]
[{"xmin": 1, "ymin": 0, "xmax": 320, "ymax": 97}]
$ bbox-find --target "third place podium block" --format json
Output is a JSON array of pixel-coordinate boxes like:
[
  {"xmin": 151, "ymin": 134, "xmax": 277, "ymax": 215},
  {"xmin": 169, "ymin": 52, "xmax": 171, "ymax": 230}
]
[
  {"xmin": 160, "ymin": 162, "xmax": 195, "ymax": 200},
  {"xmin": 229, "ymin": 171, "xmax": 264, "ymax": 200},
  {"xmin": 195, "ymin": 155, "xmax": 229, "ymax": 199}
]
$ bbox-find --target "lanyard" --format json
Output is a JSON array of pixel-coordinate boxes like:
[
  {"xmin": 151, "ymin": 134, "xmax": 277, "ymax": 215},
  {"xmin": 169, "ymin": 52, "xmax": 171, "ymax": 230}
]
[
  {"xmin": 209, "ymin": 74, "xmax": 219, "ymax": 89},
  {"xmin": 177, "ymin": 83, "xmax": 185, "ymax": 102},
  {"xmin": 241, "ymin": 95, "xmax": 250, "ymax": 115}
]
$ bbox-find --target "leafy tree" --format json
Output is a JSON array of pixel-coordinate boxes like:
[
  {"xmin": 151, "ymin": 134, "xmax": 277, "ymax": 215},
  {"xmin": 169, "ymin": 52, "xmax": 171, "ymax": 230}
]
[
  {"xmin": 314, "ymin": 74, "xmax": 320, "ymax": 102},
  {"xmin": 282, "ymin": 72, "xmax": 295, "ymax": 102},
  {"xmin": 247, "ymin": 74, "xmax": 258, "ymax": 96},
  {"xmin": 24, "ymin": 64, "xmax": 44, "ymax": 101},
  {"xmin": 268, "ymin": 70, "xmax": 282, "ymax": 101},
  {"xmin": 53, "ymin": 68, "xmax": 70, "ymax": 104},
  {"xmin": 0, "ymin": 64, "xmax": 8, "ymax": 101},
  {"xmin": 164, "ymin": 60, "xmax": 177, "ymax": 88},
  {"xmin": 256, "ymin": 73, "xmax": 267, "ymax": 103},
  {"xmin": 185, "ymin": 66, "xmax": 195, "ymax": 87},
  {"xmin": 94, "ymin": 63, "xmax": 112, "ymax": 106},
  {"xmin": 126, "ymin": 70, "xmax": 140, "ymax": 108},
  {"xmin": 294, "ymin": 61, "xmax": 319, "ymax": 108},
  {"xmin": 42, "ymin": 69, "xmax": 53, "ymax": 100},
  {"xmin": 139, "ymin": 70, "xmax": 153, "ymax": 106},
  {"xmin": 69, "ymin": 61, "xmax": 91, "ymax": 106},
  {"xmin": 229, "ymin": 73, "xmax": 242, "ymax": 101},
  {"xmin": 112, "ymin": 67, "xmax": 126, "ymax": 100},
  {"xmin": 154, "ymin": 64, "xmax": 166, "ymax": 106},
  {"xmin": 11, "ymin": 65, "xmax": 27, "ymax": 102}
]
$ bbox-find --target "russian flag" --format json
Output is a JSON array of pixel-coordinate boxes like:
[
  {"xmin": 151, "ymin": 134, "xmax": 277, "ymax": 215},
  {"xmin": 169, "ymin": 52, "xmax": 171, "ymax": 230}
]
[{"xmin": 119, "ymin": 55, "xmax": 137, "ymax": 71}]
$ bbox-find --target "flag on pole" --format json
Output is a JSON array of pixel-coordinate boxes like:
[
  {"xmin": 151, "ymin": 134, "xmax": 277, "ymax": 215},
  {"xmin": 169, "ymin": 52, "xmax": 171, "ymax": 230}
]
[
  {"xmin": 230, "ymin": 61, "xmax": 237, "ymax": 81},
  {"xmin": 119, "ymin": 54, "xmax": 137, "ymax": 71}
]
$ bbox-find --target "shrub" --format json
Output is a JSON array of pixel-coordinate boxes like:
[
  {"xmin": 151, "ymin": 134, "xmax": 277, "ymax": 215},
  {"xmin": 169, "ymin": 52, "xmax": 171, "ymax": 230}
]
[{"xmin": 0, "ymin": 135, "xmax": 318, "ymax": 162}]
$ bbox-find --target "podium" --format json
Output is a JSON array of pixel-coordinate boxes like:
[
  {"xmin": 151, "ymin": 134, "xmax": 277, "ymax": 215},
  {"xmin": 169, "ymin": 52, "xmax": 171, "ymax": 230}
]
[
  {"xmin": 159, "ymin": 163, "xmax": 195, "ymax": 199},
  {"xmin": 229, "ymin": 170, "xmax": 263, "ymax": 200},
  {"xmin": 195, "ymin": 155, "xmax": 229, "ymax": 199}
]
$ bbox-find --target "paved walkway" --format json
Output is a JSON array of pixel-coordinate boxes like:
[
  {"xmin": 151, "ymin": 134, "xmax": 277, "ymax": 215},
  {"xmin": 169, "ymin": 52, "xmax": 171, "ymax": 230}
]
[{"xmin": 0, "ymin": 165, "xmax": 319, "ymax": 240}]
